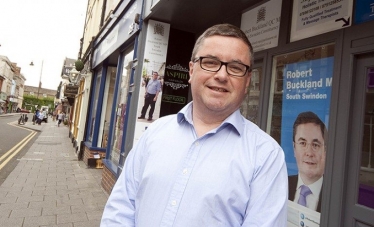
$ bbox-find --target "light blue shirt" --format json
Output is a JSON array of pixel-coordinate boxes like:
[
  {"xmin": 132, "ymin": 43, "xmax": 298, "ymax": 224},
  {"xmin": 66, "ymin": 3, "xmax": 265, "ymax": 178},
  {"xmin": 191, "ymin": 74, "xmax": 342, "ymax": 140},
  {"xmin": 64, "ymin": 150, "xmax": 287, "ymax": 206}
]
[
  {"xmin": 146, "ymin": 78, "xmax": 161, "ymax": 95},
  {"xmin": 101, "ymin": 102, "xmax": 288, "ymax": 227}
]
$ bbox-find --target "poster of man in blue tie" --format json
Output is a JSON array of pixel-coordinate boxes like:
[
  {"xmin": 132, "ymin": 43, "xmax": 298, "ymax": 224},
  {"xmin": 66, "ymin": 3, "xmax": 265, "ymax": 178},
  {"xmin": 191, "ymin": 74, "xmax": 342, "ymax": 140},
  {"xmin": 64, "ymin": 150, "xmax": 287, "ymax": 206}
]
[{"xmin": 281, "ymin": 56, "xmax": 333, "ymax": 216}]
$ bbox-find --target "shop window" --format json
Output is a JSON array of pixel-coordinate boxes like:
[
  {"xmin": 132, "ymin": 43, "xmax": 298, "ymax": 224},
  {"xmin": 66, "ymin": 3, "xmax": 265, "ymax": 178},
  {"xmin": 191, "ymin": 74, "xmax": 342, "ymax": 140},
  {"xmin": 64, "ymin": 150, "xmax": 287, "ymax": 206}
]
[
  {"xmin": 240, "ymin": 67, "xmax": 262, "ymax": 125},
  {"xmin": 358, "ymin": 67, "xmax": 374, "ymax": 209},
  {"xmin": 88, "ymin": 70, "xmax": 102, "ymax": 142},
  {"xmin": 267, "ymin": 44, "xmax": 335, "ymax": 224},
  {"xmin": 98, "ymin": 66, "xmax": 117, "ymax": 148},
  {"xmin": 109, "ymin": 49, "xmax": 134, "ymax": 166}
]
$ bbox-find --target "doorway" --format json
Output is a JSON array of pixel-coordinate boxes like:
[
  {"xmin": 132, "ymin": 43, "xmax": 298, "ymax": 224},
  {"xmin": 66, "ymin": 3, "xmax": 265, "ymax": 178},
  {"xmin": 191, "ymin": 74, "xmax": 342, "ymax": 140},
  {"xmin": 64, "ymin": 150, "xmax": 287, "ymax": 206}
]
[{"xmin": 344, "ymin": 52, "xmax": 374, "ymax": 226}]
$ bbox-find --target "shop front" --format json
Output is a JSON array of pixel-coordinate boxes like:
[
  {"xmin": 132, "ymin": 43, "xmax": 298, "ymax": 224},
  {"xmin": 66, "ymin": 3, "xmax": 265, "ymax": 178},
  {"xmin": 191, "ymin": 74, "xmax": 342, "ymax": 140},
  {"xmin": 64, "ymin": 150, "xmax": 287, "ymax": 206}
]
[
  {"xmin": 83, "ymin": 0, "xmax": 142, "ymax": 170},
  {"xmin": 87, "ymin": 0, "xmax": 374, "ymax": 225}
]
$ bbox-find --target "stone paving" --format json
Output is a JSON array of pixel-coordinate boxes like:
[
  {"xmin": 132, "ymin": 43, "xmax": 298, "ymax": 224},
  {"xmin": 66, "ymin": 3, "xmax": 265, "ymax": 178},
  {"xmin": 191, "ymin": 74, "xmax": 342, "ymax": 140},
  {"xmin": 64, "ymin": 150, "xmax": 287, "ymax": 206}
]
[{"xmin": 0, "ymin": 116, "xmax": 108, "ymax": 227}]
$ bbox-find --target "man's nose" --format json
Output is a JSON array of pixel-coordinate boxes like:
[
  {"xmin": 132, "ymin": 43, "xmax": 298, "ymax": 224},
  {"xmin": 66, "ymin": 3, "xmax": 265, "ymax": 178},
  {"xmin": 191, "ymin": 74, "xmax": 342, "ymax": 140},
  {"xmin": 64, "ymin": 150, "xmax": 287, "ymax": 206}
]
[{"xmin": 214, "ymin": 65, "xmax": 229, "ymax": 81}]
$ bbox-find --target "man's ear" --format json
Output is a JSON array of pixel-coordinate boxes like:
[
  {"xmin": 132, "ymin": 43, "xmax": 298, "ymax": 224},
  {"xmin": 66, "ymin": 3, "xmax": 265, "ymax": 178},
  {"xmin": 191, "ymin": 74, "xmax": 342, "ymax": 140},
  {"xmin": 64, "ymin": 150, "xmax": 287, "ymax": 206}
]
[
  {"xmin": 188, "ymin": 61, "xmax": 194, "ymax": 84},
  {"xmin": 244, "ymin": 72, "xmax": 251, "ymax": 94}
]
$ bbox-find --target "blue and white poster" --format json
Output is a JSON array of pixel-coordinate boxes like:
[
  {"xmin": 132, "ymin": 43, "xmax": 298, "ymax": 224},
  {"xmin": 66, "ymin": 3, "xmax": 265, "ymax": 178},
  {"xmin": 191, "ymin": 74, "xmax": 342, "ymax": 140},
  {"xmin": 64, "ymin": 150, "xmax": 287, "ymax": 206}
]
[{"xmin": 281, "ymin": 57, "xmax": 333, "ymax": 176}]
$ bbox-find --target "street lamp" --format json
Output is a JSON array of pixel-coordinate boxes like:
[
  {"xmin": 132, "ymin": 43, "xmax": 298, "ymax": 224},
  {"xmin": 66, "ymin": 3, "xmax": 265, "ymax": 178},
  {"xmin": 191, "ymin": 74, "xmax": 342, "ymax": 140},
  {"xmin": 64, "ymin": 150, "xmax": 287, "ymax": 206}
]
[
  {"xmin": 30, "ymin": 60, "xmax": 44, "ymax": 99},
  {"xmin": 69, "ymin": 66, "xmax": 81, "ymax": 84}
]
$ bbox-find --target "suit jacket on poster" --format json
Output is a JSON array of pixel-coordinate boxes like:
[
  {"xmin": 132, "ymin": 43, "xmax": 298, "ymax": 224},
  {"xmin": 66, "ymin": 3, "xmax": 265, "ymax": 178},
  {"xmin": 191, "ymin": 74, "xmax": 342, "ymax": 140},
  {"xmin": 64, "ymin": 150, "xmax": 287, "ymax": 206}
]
[{"xmin": 288, "ymin": 175, "xmax": 322, "ymax": 212}]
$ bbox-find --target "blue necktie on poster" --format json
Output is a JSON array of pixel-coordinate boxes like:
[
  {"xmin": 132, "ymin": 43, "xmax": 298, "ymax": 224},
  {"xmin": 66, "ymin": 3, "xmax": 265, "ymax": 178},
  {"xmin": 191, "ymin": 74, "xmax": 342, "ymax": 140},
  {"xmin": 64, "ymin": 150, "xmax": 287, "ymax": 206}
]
[{"xmin": 298, "ymin": 185, "xmax": 312, "ymax": 207}]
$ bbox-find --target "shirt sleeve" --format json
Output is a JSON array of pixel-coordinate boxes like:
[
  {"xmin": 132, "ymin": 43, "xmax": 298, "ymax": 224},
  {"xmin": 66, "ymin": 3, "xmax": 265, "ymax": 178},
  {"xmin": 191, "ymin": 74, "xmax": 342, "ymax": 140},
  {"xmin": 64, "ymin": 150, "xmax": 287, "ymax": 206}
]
[
  {"xmin": 100, "ymin": 139, "xmax": 145, "ymax": 227},
  {"xmin": 242, "ymin": 144, "xmax": 288, "ymax": 227}
]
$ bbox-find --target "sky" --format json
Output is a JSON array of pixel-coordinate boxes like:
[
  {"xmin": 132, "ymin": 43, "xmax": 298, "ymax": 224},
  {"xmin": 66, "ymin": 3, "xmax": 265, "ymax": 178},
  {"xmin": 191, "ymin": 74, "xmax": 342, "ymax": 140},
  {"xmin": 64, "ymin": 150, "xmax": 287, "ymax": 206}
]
[{"xmin": 0, "ymin": 0, "xmax": 87, "ymax": 90}]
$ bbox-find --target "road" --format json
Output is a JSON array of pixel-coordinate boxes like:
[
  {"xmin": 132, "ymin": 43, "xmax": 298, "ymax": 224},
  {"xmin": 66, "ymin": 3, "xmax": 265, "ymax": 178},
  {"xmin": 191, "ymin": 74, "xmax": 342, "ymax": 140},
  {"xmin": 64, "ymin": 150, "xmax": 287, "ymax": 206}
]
[{"xmin": 0, "ymin": 114, "xmax": 39, "ymax": 186}]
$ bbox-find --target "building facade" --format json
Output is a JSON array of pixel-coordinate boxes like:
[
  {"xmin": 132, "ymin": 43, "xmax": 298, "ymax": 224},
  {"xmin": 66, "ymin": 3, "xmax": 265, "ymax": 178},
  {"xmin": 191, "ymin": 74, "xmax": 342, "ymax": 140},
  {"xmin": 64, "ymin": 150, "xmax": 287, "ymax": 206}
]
[
  {"xmin": 0, "ymin": 55, "xmax": 27, "ymax": 113},
  {"xmin": 74, "ymin": 0, "xmax": 374, "ymax": 226}
]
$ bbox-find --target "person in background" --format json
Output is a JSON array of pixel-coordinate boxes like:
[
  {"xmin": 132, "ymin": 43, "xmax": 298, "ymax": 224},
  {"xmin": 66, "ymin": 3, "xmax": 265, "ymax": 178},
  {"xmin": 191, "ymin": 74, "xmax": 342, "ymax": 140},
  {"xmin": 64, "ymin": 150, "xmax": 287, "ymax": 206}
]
[
  {"xmin": 138, "ymin": 71, "xmax": 162, "ymax": 121},
  {"xmin": 57, "ymin": 112, "xmax": 65, "ymax": 127},
  {"xmin": 37, "ymin": 110, "xmax": 45, "ymax": 125},
  {"xmin": 101, "ymin": 23, "xmax": 288, "ymax": 227},
  {"xmin": 33, "ymin": 109, "xmax": 40, "ymax": 125},
  {"xmin": 288, "ymin": 111, "xmax": 327, "ymax": 212}
]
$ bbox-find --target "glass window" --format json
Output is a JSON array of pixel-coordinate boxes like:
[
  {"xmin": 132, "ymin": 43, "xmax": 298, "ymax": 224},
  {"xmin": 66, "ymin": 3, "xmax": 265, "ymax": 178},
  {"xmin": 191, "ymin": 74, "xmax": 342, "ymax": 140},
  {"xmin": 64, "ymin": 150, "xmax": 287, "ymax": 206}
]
[
  {"xmin": 88, "ymin": 69, "xmax": 102, "ymax": 142},
  {"xmin": 240, "ymin": 67, "xmax": 262, "ymax": 125},
  {"xmin": 109, "ymin": 49, "xmax": 134, "ymax": 166},
  {"xmin": 98, "ymin": 66, "xmax": 117, "ymax": 148},
  {"xmin": 268, "ymin": 44, "xmax": 335, "ymax": 225},
  {"xmin": 358, "ymin": 67, "xmax": 374, "ymax": 209}
]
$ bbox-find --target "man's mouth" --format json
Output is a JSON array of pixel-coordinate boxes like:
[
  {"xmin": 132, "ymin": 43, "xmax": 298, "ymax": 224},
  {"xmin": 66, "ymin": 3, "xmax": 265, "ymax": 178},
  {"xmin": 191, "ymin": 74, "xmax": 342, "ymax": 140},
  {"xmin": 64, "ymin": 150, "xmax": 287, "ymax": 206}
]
[
  {"xmin": 304, "ymin": 161, "xmax": 316, "ymax": 165},
  {"xmin": 209, "ymin": 86, "xmax": 228, "ymax": 92}
]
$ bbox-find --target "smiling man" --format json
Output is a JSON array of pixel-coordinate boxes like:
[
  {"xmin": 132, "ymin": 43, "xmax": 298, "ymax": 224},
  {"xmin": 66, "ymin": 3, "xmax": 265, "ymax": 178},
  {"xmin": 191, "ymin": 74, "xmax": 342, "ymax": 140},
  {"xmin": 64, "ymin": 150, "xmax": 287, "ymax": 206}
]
[
  {"xmin": 101, "ymin": 24, "xmax": 288, "ymax": 227},
  {"xmin": 289, "ymin": 111, "xmax": 327, "ymax": 212}
]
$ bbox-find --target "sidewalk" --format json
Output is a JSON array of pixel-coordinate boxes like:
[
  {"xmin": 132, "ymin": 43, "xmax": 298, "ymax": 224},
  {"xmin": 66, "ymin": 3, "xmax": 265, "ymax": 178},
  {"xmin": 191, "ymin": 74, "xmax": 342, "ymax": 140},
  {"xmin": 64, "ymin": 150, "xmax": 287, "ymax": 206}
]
[{"xmin": 0, "ymin": 119, "xmax": 108, "ymax": 227}]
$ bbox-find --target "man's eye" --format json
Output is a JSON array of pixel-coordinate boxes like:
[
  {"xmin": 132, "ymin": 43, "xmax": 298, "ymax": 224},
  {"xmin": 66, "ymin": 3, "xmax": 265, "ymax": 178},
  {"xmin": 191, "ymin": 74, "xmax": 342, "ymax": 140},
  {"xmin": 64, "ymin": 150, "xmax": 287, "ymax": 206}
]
[
  {"xmin": 203, "ymin": 60, "xmax": 219, "ymax": 66},
  {"xmin": 312, "ymin": 143, "xmax": 321, "ymax": 149},
  {"xmin": 228, "ymin": 65, "xmax": 243, "ymax": 73},
  {"xmin": 299, "ymin": 141, "xmax": 307, "ymax": 147}
]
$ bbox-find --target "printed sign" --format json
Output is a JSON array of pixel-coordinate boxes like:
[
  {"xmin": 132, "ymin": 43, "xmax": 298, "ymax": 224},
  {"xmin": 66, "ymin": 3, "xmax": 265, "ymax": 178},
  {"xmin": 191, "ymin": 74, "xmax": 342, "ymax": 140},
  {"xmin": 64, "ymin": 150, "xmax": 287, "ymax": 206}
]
[
  {"xmin": 290, "ymin": 0, "xmax": 353, "ymax": 42},
  {"xmin": 354, "ymin": 0, "xmax": 374, "ymax": 24},
  {"xmin": 281, "ymin": 57, "xmax": 333, "ymax": 175},
  {"xmin": 134, "ymin": 20, "xmax": 170, "ymax": 144},
  {"xmin": 241, "ymin": 0, "xmax": 281, "ymax": 52}
]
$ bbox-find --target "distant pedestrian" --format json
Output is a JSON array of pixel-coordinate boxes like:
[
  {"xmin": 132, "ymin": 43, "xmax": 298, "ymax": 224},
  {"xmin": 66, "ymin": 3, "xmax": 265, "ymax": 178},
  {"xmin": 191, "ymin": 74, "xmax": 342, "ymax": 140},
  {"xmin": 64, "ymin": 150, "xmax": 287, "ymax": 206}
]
[
  {"xmin": 57, "ymin": 112, "xmax": 65, "ymax": 127},
  {"xmin": 52, "ymin": 111, "xmax": 57, "ymax": 121},
  {"xmin": 37, "ymin": 111, "xmax": 45, "ymax": 125}
]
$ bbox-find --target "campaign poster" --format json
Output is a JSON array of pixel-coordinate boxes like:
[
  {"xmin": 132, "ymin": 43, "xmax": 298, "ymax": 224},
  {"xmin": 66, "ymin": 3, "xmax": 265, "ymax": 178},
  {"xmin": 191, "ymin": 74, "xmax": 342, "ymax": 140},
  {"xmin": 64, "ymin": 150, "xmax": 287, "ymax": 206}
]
[
  {"xmin": 282, "ymin": 57, "xmax": 333, "ymax": 226},
  {"xmin": 134, "ymin": 20, "xmax": 170, "ymax": 144}
]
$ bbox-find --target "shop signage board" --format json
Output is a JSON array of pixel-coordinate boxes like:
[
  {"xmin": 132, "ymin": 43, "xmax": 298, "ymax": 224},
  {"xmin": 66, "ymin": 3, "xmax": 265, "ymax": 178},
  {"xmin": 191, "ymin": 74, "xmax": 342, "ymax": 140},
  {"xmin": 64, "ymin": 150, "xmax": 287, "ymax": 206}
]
[
  {"xmin": 64, "ymin": 85, "xmax": 79, "ymax": 97},
  {"xmin": 92, "ymin": 0, "xmax": 142, "ymax": 68},
  {"xmin": 354, "ymin": 0, "xmax": 374, "ymax": 24},
  {"xmin": 241, "ymin": 0, "xmax": 281, "ymax": 52},
  {"xmin": 290, "ymin": 0, "xmax": 353, "ymax": 42}
]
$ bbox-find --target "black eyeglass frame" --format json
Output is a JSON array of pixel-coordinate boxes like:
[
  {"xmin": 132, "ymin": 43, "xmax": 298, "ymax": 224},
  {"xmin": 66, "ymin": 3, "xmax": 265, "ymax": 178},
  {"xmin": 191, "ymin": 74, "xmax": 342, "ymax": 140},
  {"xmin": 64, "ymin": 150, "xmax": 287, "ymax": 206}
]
[{"xmin": 193, "ymin": 56, "xmax": 252, "ymax": 77}]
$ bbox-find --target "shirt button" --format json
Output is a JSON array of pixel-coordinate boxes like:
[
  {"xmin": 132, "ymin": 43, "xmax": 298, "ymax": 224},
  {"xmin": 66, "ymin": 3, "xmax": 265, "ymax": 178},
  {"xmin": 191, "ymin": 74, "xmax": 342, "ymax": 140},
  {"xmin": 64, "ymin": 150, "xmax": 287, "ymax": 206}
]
[
  {"xmin": 195, "ymin": 141, "xmax": 199, "ymax": 146},
  {"xmin": 182, "ymin": 169, "xmax": 188, "ymax": 175},
  {"xmin": 171, "ymin": 200, "xmax": 177, "ymax": 206}
]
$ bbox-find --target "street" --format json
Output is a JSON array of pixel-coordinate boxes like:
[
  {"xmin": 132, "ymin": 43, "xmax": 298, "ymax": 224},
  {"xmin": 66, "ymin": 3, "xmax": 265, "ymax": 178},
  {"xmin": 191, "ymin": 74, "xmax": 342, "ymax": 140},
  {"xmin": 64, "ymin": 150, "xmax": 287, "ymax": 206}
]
[
  {"xmin": 0, "ymin": 114, "xmax": 108, "ymax": 227},
  {"xmin": 0, "ymin": 114, "xmax": 38, "ymax": 186}
]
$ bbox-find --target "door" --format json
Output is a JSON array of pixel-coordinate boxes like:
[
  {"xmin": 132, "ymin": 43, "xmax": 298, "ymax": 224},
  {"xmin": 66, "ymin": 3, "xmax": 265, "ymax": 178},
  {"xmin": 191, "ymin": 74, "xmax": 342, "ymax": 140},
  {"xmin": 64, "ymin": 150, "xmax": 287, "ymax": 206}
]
[{"xmin": 344, "ymin": 52, "xmax": 374, "ymax": 226}]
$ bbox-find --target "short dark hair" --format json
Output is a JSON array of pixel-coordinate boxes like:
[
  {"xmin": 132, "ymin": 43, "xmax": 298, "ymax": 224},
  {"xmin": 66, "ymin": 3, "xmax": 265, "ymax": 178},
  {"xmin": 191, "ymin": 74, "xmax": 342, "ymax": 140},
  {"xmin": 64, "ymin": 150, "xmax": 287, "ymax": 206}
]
[
  {"xmin": 293, "ymin": 111, "xmax": 328, "ymax": 145},
  {"xmin": 191, "ymin": 24, "xmax": 254, "ymax": 67}
]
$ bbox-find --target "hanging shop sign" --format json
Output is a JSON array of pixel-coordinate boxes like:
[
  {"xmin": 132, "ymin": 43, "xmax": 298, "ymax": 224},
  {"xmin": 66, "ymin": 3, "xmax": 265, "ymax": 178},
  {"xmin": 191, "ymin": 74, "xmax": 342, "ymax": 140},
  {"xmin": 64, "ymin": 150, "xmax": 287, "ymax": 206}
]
[
  {"xmin": 64, "ymin": 85, "xmax": 79, "ymax": 97},
  {"xmin": 290, "ymin": 0, "xmax": 353, "ymax": 42},
  {"xmin": 241, "ymin": 0, "xmax": 281, "ymax": 52}
]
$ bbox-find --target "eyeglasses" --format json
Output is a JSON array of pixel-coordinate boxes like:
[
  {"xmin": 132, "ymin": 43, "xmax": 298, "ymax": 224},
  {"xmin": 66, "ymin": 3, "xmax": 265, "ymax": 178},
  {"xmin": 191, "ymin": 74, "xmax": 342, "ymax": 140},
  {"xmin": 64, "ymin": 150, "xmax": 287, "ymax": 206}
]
[
  {"xmin": 295, "ymin": 141, "xmax": 324, "ymax": 152},
  {"xmin": 193, "ymin": 56, "xmax": 251, "ymax": 77}
]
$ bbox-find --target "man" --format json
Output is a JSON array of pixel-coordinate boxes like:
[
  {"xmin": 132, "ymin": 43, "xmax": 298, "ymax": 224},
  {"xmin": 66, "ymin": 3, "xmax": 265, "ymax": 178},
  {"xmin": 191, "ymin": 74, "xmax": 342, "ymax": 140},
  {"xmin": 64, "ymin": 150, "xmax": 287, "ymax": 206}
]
[
  {"xmin": 57, "ymin": 112, "xmax": 65, "ymax": 127},
  {"xmin": 288, "ymin": 111, "xmax": 327, "ymax": 212},
  {"xmin": 138, "ymin": 71, "xmax": 162, "ymax": 121},
  {"xmin": 101, "ymin": 24, "xmax": 288, "ymax": 227},
  {"xmin": 37, "ymin": 110, "xmax": 45, "ymax": 125}
]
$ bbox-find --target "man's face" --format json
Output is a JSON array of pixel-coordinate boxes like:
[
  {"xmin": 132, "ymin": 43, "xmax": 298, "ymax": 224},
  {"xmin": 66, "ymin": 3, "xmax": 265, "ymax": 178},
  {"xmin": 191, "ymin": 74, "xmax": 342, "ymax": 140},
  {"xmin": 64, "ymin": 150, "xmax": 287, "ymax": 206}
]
[
  {"xmin": 152, "ymin": 73, "xmax": 158, "ymax": 80},
  {"xmin": 294, "ymin": 123, "xmax": 326, "ymax": 184},
  {"xmin": 188, "ymin": 35, "xmax": 251, "ymax": 117}
]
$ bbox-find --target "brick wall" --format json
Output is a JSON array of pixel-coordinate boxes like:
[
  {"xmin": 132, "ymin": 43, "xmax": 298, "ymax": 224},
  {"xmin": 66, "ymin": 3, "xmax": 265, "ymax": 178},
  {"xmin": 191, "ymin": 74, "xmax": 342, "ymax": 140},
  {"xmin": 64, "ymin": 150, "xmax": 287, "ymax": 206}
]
[
  {"xmin": 101, "ymin": 164, "xmax": 117, "ymax": 194},
  {"xmin": 83, "ymin": 145, "xmax": 106, "ymax": 168}
]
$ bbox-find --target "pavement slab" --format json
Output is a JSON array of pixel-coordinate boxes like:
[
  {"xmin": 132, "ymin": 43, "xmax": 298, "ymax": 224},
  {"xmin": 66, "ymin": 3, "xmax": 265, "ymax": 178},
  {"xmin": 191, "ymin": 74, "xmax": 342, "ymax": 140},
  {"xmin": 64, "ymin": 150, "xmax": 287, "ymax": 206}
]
[{"xmin": 0, "ymin": 117, "xmax": 108, "ymax": 227}]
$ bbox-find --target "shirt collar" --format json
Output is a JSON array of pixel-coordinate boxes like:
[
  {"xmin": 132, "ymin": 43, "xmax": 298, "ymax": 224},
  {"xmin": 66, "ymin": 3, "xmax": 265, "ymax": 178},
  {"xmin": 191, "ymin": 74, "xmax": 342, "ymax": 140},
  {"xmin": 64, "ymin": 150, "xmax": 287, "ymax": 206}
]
[
  {"xmin": 297, "ymin": 175, "xmax": 324, "ymax": 196},
  {"xmin": 177, "ymin": 102, "xmax": 244, "ymax": 136}
]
